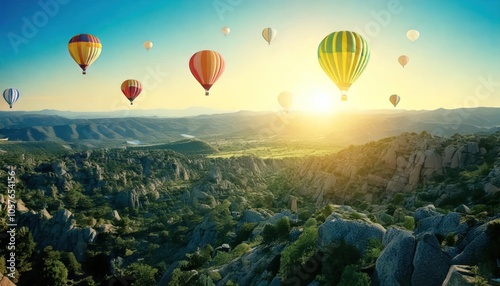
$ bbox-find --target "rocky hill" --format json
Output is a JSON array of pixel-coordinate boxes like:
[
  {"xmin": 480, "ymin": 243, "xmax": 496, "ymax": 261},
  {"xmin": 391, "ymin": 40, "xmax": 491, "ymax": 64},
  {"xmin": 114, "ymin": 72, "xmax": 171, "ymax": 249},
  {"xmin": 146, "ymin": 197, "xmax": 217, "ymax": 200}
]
[
  {"xmin": 1, "ymin": 131, "xmax": 500, "ymax": 285},
  {"xmin": 2, "ymin": 108, "xmax": 500, "ymax": 145}
]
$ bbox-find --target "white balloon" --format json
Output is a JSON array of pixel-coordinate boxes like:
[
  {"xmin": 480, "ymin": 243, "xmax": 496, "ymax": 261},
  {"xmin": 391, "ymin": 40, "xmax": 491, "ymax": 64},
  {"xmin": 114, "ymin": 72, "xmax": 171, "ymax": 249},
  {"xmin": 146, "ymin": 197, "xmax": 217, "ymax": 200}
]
[
  {"xmin": 144, "ymin": 41, "xmax": 153, "ymax": 51},
  {"xmin": 406, "ymin": 30, "xmax": 420, "ymax": 42}
]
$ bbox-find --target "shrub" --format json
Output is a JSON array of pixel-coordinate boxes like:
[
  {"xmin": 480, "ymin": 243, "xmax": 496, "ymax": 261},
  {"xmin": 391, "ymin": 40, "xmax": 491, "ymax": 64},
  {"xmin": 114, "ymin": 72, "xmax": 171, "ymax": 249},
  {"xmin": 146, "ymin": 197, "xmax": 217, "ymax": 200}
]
[
  {"xmin": 444, "ymin": 233, "xmax": 456, "ymax": 247},
  {"xmin": 321, "ymin": 241, "xmax": 361, "ymax": 285},
  {"xmin": 233, "ymin": 222, "xmax": 257, "ymax": 246},
  {"xmin": 42, "ymin": 260, "xmax": 68, "ymax": 286},
  {"xmin": 125, "ymin": 262, "xmax": 158, "ymax": 286},
  {"xmin": 338, "ymin": 265, "xmax": 370, "ymax": 286},
  {"xmin": 279, "ymin": 226, "xmax": 318, "ymax": 278},
  {"xmin": 233, "ymin": 243, "xmax": 251, "ymax": 257},
  {"xmin": 403, "ymin": 216, "xmax": 415, "ymax": 230}
]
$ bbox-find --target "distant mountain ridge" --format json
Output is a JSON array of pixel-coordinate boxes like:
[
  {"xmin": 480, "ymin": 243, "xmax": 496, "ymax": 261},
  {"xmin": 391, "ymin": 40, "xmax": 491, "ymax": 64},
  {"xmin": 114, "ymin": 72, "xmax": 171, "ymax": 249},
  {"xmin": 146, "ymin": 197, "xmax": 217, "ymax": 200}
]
[{"xmin": 1, "ymin": 107, "xmax": 500, "ymax": 144}]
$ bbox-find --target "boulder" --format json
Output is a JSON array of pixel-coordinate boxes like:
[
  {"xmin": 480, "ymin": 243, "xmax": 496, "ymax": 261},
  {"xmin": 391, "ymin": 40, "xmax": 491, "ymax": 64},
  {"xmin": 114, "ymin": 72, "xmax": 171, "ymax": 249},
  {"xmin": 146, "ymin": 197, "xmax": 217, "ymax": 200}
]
[
  {"xmin": 373, "ymin": 228, "xmax": 416, "ymax": 286},
  {"xmin": 414, "ymin": 212, "xmax": 467, "ymax": 238},
  {"xmin": 411, "ymin": 233, "xmax": 451, "ymax": 286},
  {"xmin": 441, "ymin": 265, "xmax": 475, "ymax": 286},
  {"xmin": 452, "ymin": 233, "xmax": 489, "ymax": 265},
  {"xmin": 241, "ymin": 209, "xmax": 271, "ymax": 223},
  {"xmin": 317, "ymin": 216, "xmax": 385, "ymax": 255},
  {"xmin": 414, "ymin": 204, "xmax": 439, "ymax": 222},
  {"xmin": 454, "ymin": 204, "xmax": 470, "ymax": 214}
]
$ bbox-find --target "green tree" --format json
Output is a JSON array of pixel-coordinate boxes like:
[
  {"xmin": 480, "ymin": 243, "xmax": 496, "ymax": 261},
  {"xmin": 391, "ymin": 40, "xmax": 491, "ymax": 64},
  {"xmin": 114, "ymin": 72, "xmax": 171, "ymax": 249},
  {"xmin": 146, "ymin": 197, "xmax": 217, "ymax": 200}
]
[
  {"xmin": 42, "ymin": 260, "xmax": 68, "ymax": 286},
  {"xmin": 262, "ymin": 224, "xmax": 278, "ymax": 245},
  {"xmin": 279, "ymin": 226, "xmax": 318, "ymax": 278},
  {"xmin": 338, "ymin": 265, "xmax": 370, "ymax": 286},
  {"xmin": 125, "ymin": 262, "xmax": 158, "ymax": 286},
  {"xmin": 62, "ymin": 251, "xmax": 82, "ymax": 277},
  {"xmin": 275, "ymin": 217, "xmax": 291, "ymax": 241}
]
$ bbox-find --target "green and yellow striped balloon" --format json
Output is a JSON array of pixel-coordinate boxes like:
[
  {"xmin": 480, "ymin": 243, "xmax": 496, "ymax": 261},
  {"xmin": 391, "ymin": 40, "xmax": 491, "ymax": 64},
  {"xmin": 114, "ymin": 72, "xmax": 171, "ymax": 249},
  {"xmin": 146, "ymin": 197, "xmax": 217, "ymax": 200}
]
[{"xmin": 318, "ymin": 31, "xmax": 370, "ymax": 100}]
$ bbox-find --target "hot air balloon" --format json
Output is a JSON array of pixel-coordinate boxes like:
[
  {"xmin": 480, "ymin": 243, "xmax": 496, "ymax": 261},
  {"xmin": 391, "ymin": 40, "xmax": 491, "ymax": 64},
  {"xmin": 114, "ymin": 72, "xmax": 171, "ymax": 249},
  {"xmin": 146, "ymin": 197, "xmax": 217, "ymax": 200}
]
[
  {"xmin": 398, "ymin": 55, "xmax": 409, "ymax": 68},
  {"xmin": 278, "ymin": 92, "xmax": 293, "ymax": 112},
  {"xmin": 406, "ymin": 30, "xmax": 419, "ymax": 42},
  {"xmin": 318, "ymin": 31, "xmax": 370, "ymax": 101},
  {"xmin": 189, "ymin": 50, "xmax": 225, "ymax": 96},
  {"xmin": 3, "ymin": 88, "xmax": 20, "ymax": 109},
  {"xmin": 144, "ymin": 41, "xmax": 153, "ymax": 51},
  {"xmin": 121, "ymin": 79, "xmax": 143, "ymax": 105},
  {"xmin": 389, "ymin": 94, "xmax": 400, "ymax": 107},
  {"xmin": 222, "ymin": 27, "xmax": 230, "ymax": 36},
  {"xmin": 68, "ymin": 34, "xmax": 102, "ymax": 75},
  {"xmin": 262, "ymin": 28, "xmax": 277, "ymax": 45}
]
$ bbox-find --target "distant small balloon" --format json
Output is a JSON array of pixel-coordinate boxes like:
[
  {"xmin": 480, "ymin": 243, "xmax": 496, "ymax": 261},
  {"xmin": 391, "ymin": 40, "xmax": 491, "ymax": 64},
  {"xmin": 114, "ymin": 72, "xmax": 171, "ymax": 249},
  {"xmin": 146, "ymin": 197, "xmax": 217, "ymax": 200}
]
[
  {"xmin": 398, "ymin": 55, "xmax": 409, "ymax": 68},
  {"xmin": 144, "ymin": 41, "xmax": 153, "ymax": 51},
  {"xmin": 222, "ymin": 27, "xmax": 230, "ymax": 36},
  {"xmin": 406, "ymin": 30, "xmax": 420, "ymax": 42},
  {"xmin": 3, "ymin": 88, "xmax": 20, "ymax": 109},
  {"xmin": 121, "ymin": 79, "xmax": 143, "ymax": 105},
  {"xmin": 389, "ymin": 94, "xmax": 401, "ymax": 107},
  {"xmin": 278, "ymin": 92, "xmax": 293, "ymax": 112},
  {"xmin": 262, "ymin": 27, "xmax": 277, "ymax": 45}
]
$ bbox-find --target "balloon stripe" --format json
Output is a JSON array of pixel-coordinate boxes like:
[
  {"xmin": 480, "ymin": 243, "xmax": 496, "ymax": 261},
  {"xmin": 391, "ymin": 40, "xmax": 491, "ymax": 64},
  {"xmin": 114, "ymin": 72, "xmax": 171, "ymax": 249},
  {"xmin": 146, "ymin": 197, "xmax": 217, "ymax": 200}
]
[
  {"xmin": 318, "ymin": 30, "xmax": 370, "ymax": 97},
  {"xmin": 3, "ymin": 88, "xmax": 20, "ymax": 108}
]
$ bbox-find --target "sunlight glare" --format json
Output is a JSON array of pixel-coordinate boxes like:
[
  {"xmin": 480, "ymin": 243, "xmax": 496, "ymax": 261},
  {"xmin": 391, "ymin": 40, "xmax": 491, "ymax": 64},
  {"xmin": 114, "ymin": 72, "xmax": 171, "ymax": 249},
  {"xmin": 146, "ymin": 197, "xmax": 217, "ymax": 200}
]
[{"xmin": 310, "ymin": 93, "xmax": 335, "ymax": 113}]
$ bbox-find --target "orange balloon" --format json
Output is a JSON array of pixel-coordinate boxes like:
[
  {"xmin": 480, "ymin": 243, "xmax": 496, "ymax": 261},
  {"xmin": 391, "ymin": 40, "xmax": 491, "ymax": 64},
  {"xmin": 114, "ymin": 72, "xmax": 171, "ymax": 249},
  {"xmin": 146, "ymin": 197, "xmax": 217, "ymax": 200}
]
[
  {"xmin": 398, "ymin": 55, "xmax": 409, "ymax": 68},
  {"xmin": 189, "ymin": 50, "xmax": 225, "ymax": 96}
]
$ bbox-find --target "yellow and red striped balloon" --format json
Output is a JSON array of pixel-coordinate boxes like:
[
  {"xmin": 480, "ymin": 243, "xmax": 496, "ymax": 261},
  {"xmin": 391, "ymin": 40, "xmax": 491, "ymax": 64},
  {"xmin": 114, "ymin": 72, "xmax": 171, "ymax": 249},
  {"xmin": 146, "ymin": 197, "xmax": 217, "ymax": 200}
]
[
  {"xmin": 189, "ymin": 50, "xmax": 225, "ymax": 96},
  {"xmin": 389, "ymin": 94, "xmax": 401, "ymax": 107},
  {"xmin": 68, "ymin": 34, "xmax": 102, "ymax": 75},
  {"xmin": 121, "ymin": 79, "xmax": 143, "ymax": 105}
]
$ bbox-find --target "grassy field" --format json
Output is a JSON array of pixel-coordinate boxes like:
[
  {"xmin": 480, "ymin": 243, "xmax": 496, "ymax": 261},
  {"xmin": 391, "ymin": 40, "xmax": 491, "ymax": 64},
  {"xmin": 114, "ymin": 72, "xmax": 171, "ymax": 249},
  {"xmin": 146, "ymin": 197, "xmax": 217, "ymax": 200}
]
[{"xmin": 206, "ymin": 137, "xmax": 345, "ymax": 159}]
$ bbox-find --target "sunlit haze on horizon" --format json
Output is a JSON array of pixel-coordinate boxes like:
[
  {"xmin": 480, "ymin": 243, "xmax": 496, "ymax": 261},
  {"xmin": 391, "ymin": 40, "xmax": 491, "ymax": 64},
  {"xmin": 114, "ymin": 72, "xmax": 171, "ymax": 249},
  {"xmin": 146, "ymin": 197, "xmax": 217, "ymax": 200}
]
[{"xmin": 1, "ymin": 0, "xmax": 499, "ymax": 113}]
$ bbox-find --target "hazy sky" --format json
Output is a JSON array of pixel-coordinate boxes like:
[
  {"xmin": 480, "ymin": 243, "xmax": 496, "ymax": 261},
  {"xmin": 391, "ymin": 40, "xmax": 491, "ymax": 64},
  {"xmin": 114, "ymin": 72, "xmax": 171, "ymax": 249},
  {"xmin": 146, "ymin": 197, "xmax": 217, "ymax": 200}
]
[{"xmin": 1, "ymin": 0, "xmax": 499, "ymax": 112}]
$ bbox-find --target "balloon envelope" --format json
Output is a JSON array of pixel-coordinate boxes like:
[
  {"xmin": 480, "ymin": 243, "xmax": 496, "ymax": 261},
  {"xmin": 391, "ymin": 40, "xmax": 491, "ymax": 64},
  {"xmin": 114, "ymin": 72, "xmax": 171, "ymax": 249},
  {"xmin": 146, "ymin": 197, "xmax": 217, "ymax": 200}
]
[
  {"xmin": 68, "ymin": 34, "xmax": 102, "ymax": 74},
  {"xmin": 144, "ymin": 41, "xmax": 153, "ymax": 51},
  {"xmin": 121, "ymin": 79, "xmax": 143, "ymax": 105},
  {"xmin": 222, "ymin": 27, "xmax": 230, "ymax": 36},
  {"xmin": 318, "ymin": 31, "xmax": 370, "ymax": 101},
  {"xmin": 189, "ymin": 50, "xmax": 225, "ymax": 96},
  {"xmin": 278, "ymin": 92, "xmax": 293, "ymax": 112},
  {"xmin": 389, "ymin": 94, "xmax": 401, "ymax": 107},
  {"xmin": 262, "ymin": 28, "xmax": 277, "ymax": 45},
  {"xmin": 398, "ymin": 55, "xmax": 409, "ymax": 68},
  {"xmin": 3, "ymin": 88, "xmax": 20, "ymax": 108},
  {"xmin": 406, "ymin": 30, "xmax": 420, "ymax": 42}
]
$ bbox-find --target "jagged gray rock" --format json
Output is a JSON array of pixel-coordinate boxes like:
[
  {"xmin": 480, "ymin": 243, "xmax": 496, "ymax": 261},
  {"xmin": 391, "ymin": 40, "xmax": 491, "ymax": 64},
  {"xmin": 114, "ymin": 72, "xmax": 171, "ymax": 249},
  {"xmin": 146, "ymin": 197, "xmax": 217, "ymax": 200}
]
[
  {"xmin": 454, "ymin": 204, "xmax": 470, "ymax": 214},
  {"xmin": 18, "ymin": 209, "xmax": 96, "ymax": 261},
  {"xmin": 373, "ymin": 228, "xmax": 415, "ymax": 286},
  {"xmin": 317, "ymin": 216, "xmax": 385, "ymax": 255},
  {"xmin": 414, "ymin": 204, "xmax": 439, "ymax": 222},
  {"xmin": 452, "ymin": 233, "xmax": 489, "ymax": 265},
  {"xmin": 411, "ymin": 233, "xmax": 451, "ymax": 286},
  {"xmin": 441, "ymin": 265, "xmax": 475, "ymax": 286},
  {"xmin": 414, "ymin": 211, "xmax": 467, "ymax": 239},
  {"xmin": 241, "ymin": 209, "xmax": 272, "ymax": 223}
]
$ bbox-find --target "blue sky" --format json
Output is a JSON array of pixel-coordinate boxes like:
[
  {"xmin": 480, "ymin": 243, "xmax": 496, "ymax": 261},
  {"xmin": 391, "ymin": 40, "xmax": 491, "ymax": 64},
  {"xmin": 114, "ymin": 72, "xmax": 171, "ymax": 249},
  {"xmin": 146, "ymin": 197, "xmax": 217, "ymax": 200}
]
[{"xmin": 1, "ymin": 0, "xmax": 499, "ymax": 112}]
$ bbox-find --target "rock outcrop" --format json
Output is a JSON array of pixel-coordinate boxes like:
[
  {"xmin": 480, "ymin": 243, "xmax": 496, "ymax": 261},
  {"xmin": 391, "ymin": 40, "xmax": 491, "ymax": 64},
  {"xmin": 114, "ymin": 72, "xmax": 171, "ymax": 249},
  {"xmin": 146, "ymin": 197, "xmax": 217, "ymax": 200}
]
[
  {"xmin": 318, "ymin": 213, "xmax": 385, "ymax": 255},
  {"xmin": 411, "ymin": 233, "xmax": 451, "ymax": 286},
  {"xmin": 373, "ymin": 227, "xmax": 416, "ymax": 286},
  {"xmin": 18, "ymin": 209, "xmax": 96, "ymax": 261}
]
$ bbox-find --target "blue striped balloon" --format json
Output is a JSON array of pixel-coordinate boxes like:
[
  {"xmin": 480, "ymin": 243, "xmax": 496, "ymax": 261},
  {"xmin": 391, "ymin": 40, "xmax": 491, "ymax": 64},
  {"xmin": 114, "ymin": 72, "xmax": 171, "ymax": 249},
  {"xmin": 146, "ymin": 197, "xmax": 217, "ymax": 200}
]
[{"xmin": 3, "ymin": 88, "xmax": 20, "ymax": 108}]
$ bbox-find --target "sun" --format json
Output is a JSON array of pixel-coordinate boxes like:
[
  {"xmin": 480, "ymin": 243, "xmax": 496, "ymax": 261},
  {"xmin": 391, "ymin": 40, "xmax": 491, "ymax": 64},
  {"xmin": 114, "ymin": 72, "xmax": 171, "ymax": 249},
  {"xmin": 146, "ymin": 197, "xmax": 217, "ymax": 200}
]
[{"xmin": 309, "ymin": 93, "xmax": 336, "ymax": 113}]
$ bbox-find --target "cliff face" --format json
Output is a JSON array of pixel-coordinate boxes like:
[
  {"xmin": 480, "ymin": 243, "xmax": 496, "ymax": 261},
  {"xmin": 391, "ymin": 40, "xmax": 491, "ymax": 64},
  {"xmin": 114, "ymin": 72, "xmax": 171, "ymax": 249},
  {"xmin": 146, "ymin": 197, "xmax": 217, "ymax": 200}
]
[
  {"xmin": 4, "ymin": 131, "xmax": 500, "ymax": 285},
  {"xmin": 294, "ymin": 132, "xmax": 500, "ymax": 205}
]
